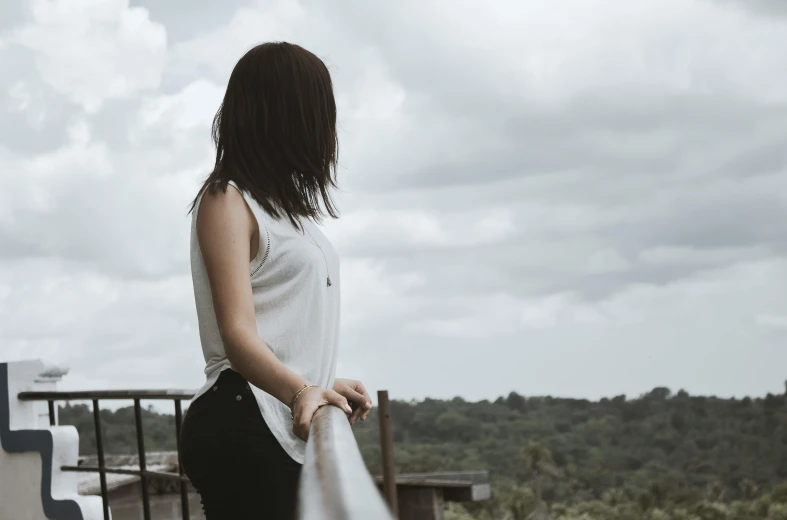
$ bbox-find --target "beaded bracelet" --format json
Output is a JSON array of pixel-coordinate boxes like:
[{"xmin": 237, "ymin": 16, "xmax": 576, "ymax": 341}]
[{"xmin": 290, "ymin": 384, "xmax": 318, "ymax": 419}]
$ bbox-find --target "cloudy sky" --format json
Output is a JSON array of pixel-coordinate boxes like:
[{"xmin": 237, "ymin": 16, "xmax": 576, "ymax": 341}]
[{"xmin": 1, "ymin": 0, "xmax": 785, "ymax": 406}]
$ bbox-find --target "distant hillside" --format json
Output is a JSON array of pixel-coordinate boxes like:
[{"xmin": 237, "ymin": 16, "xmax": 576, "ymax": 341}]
[
  {"xmin": 58, "ymin": 385, "xmax": 787, "ymax": 518},
  {"xmin": 357, "ymin": 387, "xmax": 785, "ymax": 500}
]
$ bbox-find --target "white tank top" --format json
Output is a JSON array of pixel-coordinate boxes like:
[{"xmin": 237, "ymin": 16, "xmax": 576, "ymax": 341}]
[{"xmin": 188, "ymin": 180, "xmax": 341, "ymax": 463}]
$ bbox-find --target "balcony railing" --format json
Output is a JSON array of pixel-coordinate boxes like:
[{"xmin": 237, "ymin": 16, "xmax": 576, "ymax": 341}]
[{"xmin": 17, "ymin": 388, "xmax": 393, "ymax": 520}]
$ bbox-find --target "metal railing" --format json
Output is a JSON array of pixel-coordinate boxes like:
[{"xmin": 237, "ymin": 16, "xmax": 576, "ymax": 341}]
[
  {"xmin": 17, "ymin": 388, "xmax": 393, "ymax": 520},
  {"xmin": 18, "ymin": 389, "xmax": 194, "ymax": 520}
]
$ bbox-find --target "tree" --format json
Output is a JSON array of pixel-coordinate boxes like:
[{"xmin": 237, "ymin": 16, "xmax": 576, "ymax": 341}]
[
  {"xmin": 523, "ymin": 441, "xmax": 557, "ymax": 519},
  {"xmin": 704, "ymin": 480, "xmax": 725, "ymax": 502},
  {"xmin": 768, "ymin": 503, "xmax": 787, "ymax": 520},
  {"xmin": 648, "ymin": 387, "xmax": 672, "ymax": 400},
  {"xmin": 739, "ymin": 478, "xmax": 759, "ymax": 500},
  {"xmin": 506, "ymin": 392, "xmax": 528, "ymax": 413},
  {"xmin": 649, "ymin": 482, "xmax": 669, "ymax": 510},
  {"xmin": 602, "ymin": 487, "xmax": 627, "ymax": 514},
  {"xmin": 773, "ymin": 482, "xmax": 787, "ymax": 504},
  {"xmin": 693, "ymin": 501, "xmax": 729, "ymax": 520},
  {"xmin": 444, "ymin": 503, "xmax": 478, "ymax": 520},
  {"xmin": 506, "ymin": 485, "xmax": 539, "ymax": 520}
]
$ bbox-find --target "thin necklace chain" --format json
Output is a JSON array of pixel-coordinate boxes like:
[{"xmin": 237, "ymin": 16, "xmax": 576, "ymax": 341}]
[{"xmin": 303, "ymin": 225, "xmax": 332, "ymax": 287}]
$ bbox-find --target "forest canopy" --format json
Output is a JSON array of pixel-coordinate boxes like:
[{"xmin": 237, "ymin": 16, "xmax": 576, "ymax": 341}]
[{"xmin": 59, "ymin": 384, "xmax": 787, "ymax": 520}]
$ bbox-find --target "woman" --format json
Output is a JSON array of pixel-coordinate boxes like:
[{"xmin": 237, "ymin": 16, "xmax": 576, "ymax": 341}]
[{"xmin": 178, "ymin": 42, "xmax": 372, "ymax": 520}]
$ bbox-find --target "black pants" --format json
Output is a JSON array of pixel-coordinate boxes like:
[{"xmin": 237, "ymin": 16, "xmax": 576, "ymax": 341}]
[{"xmin": 179, "ymin": 369, "xmax": 302, "ymax": 520}]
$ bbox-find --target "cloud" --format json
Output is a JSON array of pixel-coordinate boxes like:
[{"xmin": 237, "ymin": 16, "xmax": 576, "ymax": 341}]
[
  {"xmin": 0, "ymin": 91, "xmax": 214, "ymax": 279},
  {"xmin": 10, "ymin": 0, "xmax": 167, "ymax": 112},
  {"xmin": 172, "ymin": 0, "xmax": 309, "ymax": 80},
  {"xmin": 756, "ymin": 314, "xmax": 787, "ymax": 331},
  {"xmin": 712, "ymin": 0, "xmax": 787, "ymax": 17},
  {"xmin": 0, "ymin": 0, "xmax": 785, "ymax": 404},
  {"xmin": 0, "ymin": 257, "xmax": 201, "ymax": 393}
]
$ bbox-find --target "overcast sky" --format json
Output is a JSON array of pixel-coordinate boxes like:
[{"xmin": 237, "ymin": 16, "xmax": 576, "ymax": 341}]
[{"xmin": 1, "ymin": 0, "xmax": 785, "ymax": 406}]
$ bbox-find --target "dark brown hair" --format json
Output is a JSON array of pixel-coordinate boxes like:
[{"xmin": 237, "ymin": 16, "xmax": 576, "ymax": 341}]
[{"xmin": 188, "ymin": 41, "xmax": 339, "ymax": 227}]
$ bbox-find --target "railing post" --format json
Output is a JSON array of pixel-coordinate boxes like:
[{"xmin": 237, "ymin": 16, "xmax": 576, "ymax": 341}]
[
  {"xmin": 378, "ymin": 390, "xmax": 398, "ymax": 518},
  {"xmin": 134, "ymin": 399, "xmax": 152, "ymax": 520},
  {"xmin": 174, "ymin": 399, "xmax": 190, "ymax": 520},
  {"xmin": 92, "ymin": 399, "xmax": 110, "ymax": 520}
]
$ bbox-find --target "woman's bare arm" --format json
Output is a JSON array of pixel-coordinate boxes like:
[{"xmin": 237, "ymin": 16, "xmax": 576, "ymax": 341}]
[
  {"xmin": 196, "ymin": 184, "xmax": 353, "ymax": 439},
  {"xmin": 196, "ymin": 185, "xmax": 308, "ymax": 407}
]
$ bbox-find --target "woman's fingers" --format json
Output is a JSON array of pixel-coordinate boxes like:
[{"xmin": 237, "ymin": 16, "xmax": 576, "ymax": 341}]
[
  {"xmin": 339, "ymin": 381, "xmax": 372, "ymax": 424},
  {"xmin": 354, "ymin": 382, "xmax": 373, "ymax": 421},
  {"xmin": 341, "ymin": 385, "xmax": 370, "ymax": 424},
  {"xmin": 326, "ymin": 389, "xmax": 353, "ymax": 414},
  {"xmin": 294, "ymin": 384, "xmax": 374, "ymax": 434},
  {"xmin": 349, "ymin": 403, "xmax": 364, "ymax": 424},
  {"xmin": 293, "ymin": 404, "xmax": 314, "ymax": 441},
  {"xmin": 355, "ymin": 382, "xmax": 372, "ymax": 405},
  {"xmin": 293, "ymin": 389, "xmax": 354, "ymax": 440},
  {"xmin": 344, "ymin": 387, "xmax": 368, "ymax": 406}
]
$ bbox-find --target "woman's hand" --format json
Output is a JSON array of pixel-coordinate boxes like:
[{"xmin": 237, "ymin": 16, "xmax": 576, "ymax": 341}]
[
  {"xmin": 291, "ymin": 387, "xmax": 352, "ymax": 441},
  {"xmin": 333, "ymin": 378, "xmax": 373, "ymax": 425}
]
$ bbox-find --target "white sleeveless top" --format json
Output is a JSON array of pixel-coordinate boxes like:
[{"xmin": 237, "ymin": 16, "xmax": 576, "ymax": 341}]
[{"xmin": 189, "ymin": 180, "xmax": 341, "ymax": 463}]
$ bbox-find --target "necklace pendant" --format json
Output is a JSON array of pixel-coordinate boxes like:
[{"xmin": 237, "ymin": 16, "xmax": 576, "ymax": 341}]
[{"xmin": 327, "ymin": 276, "xmax": 332, "ymax": 287}]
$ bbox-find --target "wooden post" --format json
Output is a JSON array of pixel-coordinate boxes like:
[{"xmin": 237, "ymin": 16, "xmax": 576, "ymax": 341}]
[{"xmin": 378, "ymin": 390, "xmax": 398, "ymax": 518}]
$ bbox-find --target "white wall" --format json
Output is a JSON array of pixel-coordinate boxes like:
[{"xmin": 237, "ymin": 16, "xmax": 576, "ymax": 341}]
[
  {"xmin": 0, "ymin": 447, "xmax": 48, "ymax": 520},
  {"xmin": 0, "ymin": 359, "xmax": 103, "ymax": 520}
]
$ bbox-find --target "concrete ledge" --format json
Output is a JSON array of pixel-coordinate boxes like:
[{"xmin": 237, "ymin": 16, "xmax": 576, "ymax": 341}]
[
  {"xmin": 373, "ymin": 471, "xmax": 491, "ymax": 520},
  {"xmin": 374, "ymin": 470, "xmax": 491, "ymax": 502}
]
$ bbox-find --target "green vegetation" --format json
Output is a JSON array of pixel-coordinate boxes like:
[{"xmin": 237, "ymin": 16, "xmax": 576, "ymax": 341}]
[
  {"xmin": 59, "ymin": 385, "xmax": 787, "ymax": 519},
  {"xmin": 58, "ymin": 402, "xmax": 181, "ymax": 455}
]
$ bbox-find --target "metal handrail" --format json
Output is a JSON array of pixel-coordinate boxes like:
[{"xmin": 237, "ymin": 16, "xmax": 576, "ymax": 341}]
[
  {"xmin": 298, "ymin": 405, "xmax": 394, "ymax": 520},
  {"xmin": 18, "ymin": 389, "xmax": 195, "ymax": 400},
  {"xmin": 18, "ymin": 390, "xmax": 195, "ymax": 520}
]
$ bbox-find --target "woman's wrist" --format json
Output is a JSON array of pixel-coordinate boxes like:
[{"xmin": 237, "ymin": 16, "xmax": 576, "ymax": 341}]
[
  {"xmin": 285, "ymin": 376, "xmax": 313, "ymax": 410},
  {"xmin": 290, "ymin": 384, "xmax": 318, "ymax": 418}
]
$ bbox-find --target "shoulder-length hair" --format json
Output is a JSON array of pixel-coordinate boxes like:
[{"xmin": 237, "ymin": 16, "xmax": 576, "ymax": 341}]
[{"xmin": 188, "ymin": 42, "xmax": 339, "ymax": 228}]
